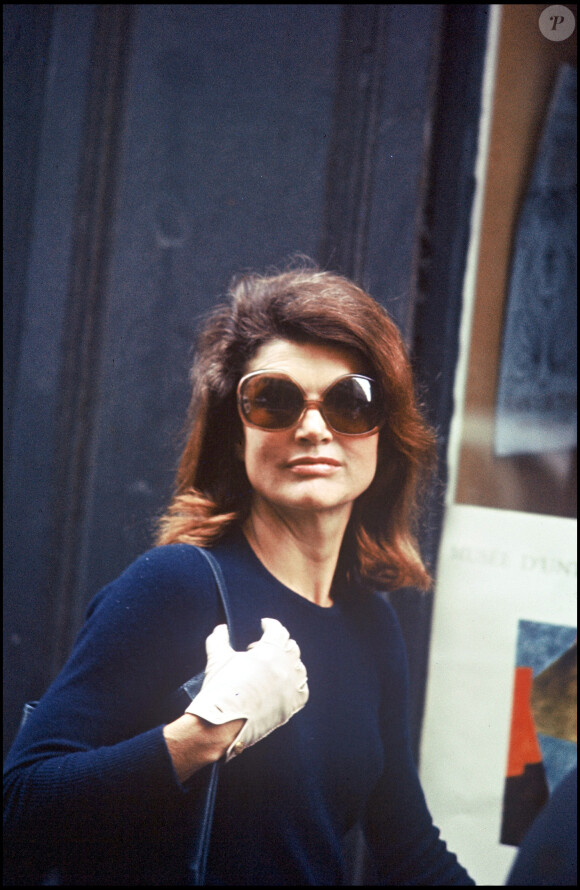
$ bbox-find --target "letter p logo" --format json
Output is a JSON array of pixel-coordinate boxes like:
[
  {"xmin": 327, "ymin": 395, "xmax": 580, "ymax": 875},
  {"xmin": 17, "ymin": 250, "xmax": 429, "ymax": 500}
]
[{"xmin": 539, "ymin": 5, "xmax": 576, "ymax": 41}]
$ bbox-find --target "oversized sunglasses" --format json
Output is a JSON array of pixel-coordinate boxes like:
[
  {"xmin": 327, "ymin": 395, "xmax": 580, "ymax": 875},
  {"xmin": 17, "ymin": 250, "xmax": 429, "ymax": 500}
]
[{"xmin": 237, "ymin": 371, "xmax": 384, "ymax": 436}]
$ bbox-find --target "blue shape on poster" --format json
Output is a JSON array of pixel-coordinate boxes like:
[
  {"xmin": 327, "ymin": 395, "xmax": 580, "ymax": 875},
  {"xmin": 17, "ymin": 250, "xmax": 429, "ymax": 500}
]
[
  {"xmin": 495, "ymin": 64, "xmax": 577, "ymax": 456},
  {"xmin": 516, "ymin": 619, "xmax": 576, "ymax": 674},
  {"xmin": 537, "ymin": 734, "xmax": 577, "ymax": 793}
]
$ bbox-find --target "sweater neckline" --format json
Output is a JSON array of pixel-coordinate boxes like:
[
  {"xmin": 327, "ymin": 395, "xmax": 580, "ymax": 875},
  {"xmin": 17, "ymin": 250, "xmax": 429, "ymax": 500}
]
[{"xmin": 219, "ymin": 527, "xmax": 342, "ymax": 614}]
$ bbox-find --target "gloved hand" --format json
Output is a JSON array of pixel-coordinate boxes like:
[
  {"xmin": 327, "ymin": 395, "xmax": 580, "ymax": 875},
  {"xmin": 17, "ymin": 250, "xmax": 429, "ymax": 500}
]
[{"xmin": 186, "ymin": 618, "xmax": 309, "ymax": 761}]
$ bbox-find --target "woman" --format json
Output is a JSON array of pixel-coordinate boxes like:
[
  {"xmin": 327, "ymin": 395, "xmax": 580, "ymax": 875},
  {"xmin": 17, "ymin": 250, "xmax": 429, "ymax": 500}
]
[{"xmin": 4, "ymin": 266, "xmax": 474, "ymax": 885}]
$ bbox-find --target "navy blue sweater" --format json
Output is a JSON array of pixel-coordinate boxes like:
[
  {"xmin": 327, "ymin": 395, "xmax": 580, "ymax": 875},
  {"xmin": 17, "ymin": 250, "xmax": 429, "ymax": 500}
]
[{"xmin": 4, "ymin": 531, "xmax": 474, "ymax": 885}]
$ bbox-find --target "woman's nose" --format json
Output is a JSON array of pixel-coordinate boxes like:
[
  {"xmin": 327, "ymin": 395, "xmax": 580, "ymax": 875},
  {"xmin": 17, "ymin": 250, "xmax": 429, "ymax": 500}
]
[{"xmin": 295, "ymin": 406, "xmax": 332, "ymax": 441}]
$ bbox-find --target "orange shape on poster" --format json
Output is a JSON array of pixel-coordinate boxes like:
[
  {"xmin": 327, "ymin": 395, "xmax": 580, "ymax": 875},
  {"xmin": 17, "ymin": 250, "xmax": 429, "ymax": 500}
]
[{"xmin": 506, "ymin": 666, "xmax": 543, "ymax": 777}]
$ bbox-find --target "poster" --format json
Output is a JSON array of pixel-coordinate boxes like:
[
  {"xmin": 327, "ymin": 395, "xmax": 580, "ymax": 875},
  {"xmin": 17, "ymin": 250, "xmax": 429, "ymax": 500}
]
[{"xmin": 419, "ymin": 504, "xmax": 577, "ymax": 885}]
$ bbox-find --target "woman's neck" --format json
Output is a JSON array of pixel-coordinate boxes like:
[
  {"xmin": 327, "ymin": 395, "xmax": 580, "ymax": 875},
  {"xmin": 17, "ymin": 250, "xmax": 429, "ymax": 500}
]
[{"xmin": 242, "ymin": 500, "xmax": 352, "ymax": 607}]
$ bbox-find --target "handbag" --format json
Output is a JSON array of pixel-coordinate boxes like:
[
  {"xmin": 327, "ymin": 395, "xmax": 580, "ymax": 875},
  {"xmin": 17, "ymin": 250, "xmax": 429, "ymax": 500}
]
[{"xmin": 17, "ymin": 546, "xmax": 234, "ymax": 887}]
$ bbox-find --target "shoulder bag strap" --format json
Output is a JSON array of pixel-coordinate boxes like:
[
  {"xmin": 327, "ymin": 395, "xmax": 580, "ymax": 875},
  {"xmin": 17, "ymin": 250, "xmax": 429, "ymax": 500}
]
[
  {"xmin": 193, "ymin": 547, "xmax": 237, "ymax": 648},
  {"xmin": 182, "ymin": 546, "xmax": 235, "ymax": 886}
]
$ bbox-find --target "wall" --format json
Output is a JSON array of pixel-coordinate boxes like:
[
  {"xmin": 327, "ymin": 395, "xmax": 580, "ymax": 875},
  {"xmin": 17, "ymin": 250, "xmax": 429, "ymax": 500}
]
[{"xmin": 4, "ymin": 5, "xmax": 495, "ymax": 884}]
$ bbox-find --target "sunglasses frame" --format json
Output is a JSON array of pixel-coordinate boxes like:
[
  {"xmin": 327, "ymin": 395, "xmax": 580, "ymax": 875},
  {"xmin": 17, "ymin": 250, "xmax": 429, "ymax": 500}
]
[{"xmin": 236, "ymin": 370, "xmax": 384, "ymax": 437}]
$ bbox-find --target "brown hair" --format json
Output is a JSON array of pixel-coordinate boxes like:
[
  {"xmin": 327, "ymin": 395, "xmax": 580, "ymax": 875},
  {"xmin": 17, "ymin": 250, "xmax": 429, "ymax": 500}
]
[{"xmin": 155, "ymin": 265, "xmax": 437, "ymax": 591}]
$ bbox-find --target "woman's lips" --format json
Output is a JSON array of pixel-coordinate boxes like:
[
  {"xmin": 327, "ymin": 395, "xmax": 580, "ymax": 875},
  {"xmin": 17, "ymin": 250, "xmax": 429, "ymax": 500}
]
[{"xmin": 286, "ymin": 457, "xmax": 341, "ymax": 474}]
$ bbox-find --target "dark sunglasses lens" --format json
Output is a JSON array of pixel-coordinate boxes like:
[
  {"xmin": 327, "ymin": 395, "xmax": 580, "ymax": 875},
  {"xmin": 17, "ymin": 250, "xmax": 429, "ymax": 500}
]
[
  {"xmin": 240, "ymin": 376, "xmax": 303, "ymax": 429},
  {"xmin": 324, "ymin": 376, "xmax": 382, "ymax": 434}
]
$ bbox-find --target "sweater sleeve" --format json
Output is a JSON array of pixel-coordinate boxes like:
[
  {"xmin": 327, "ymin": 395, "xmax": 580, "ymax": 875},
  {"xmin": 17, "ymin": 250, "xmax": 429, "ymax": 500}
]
[
  {"xmin": 362, "ymin": 598, "xmax": 475, "ymax": 885},
  {"xmin": 3, "ymin": 545, "xmax": 222, "ymax": 860}
]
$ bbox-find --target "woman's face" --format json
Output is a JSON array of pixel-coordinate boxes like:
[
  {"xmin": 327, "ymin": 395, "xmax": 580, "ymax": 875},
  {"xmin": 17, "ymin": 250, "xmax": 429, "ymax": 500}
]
[{"xmin": 239, "ymin": 339, "xmax": 379, "ymax": 522}]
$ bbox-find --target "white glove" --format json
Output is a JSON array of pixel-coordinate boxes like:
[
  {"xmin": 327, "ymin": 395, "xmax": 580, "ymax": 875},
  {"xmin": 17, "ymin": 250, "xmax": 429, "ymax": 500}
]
[{"xmin": 186, "ymin": 617, "xmax": 309, "ymax": 761}]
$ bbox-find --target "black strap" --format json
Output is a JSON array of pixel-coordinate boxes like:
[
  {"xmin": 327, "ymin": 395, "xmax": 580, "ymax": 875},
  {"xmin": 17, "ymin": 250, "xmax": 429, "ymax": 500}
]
[
  {"xmin": 196, "ymin": 548, "xmax": 237, "ymax": 648},
  {"xmin": 181, "ymin": 547, "xmax": 234, "ymax": 886},
  {"xmin": 174, "ymin": 547, "xmax": 236, "ymax": 710}
]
